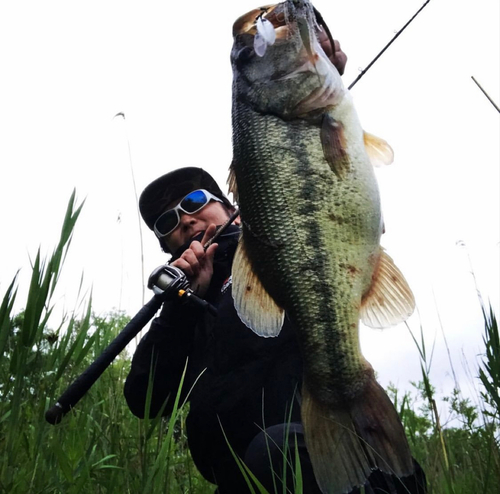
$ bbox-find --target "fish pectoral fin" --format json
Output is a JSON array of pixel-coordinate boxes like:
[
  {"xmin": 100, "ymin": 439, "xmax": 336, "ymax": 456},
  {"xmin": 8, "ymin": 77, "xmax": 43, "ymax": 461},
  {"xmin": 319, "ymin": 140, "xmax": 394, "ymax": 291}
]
[
  {"xmin": 302, "ymin": 378, "xmax": 415, "ymax": 494},
  {"xmin": 363, "ymin": 131, "xmax": 394, "ymax": 168},
  {"xmin": 231, "ymin": 239, "xmax": 284, "ymax": 337},
  {"xmin": 321, "ymin": 113, "xmax": 350, "ymax": 179},
  {"xmin": 227, "ymin": 161, "xmax": 239, "ymax": 203},
  {"xmin": 361, "ymin": 249, "xmax": 415, "ymax": 329}
]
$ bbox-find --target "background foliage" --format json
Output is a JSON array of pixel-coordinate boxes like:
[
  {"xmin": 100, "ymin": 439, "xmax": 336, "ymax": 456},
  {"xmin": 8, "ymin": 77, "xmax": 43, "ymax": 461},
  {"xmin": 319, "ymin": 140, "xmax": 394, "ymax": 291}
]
[{"xmin": 0, "ymin": 195, "xmax": 498, "ymax": 493}]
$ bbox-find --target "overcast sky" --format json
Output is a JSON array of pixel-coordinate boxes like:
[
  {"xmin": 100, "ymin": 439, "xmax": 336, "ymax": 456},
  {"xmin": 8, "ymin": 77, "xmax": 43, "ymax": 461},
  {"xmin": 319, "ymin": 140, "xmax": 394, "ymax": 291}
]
[{"xmin": 0, "ymin": 0, "xmax": 498, "ymax": 413}]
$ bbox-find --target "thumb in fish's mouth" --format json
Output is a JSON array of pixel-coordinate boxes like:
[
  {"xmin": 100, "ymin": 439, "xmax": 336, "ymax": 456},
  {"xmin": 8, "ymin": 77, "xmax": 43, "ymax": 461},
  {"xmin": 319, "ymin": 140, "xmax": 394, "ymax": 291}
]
[{"xmin": 311, "ymin": 6, "xmax": 347, "ymax": 75}]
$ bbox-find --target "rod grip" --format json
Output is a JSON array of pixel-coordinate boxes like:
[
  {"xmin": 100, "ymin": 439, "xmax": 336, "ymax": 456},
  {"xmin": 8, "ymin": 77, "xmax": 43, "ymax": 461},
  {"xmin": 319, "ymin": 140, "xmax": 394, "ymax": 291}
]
[
  {"xmin": 45, "ymin": 295, "xmax": 163, "ymax": 425},
  {"xmin": 45, "ymin": 402, "xmax": 66, "ymax": 425}
]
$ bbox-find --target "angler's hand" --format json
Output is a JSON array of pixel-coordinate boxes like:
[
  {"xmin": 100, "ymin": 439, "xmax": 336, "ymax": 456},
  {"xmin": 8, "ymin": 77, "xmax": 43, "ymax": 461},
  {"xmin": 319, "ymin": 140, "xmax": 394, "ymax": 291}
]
[
  {"xmin": 170, "ymin": 224, "xmax": 218, "ymax": 298},
  {"xmin": 319, "ymin": 31, "xmax": 347, "ymax": 75}
]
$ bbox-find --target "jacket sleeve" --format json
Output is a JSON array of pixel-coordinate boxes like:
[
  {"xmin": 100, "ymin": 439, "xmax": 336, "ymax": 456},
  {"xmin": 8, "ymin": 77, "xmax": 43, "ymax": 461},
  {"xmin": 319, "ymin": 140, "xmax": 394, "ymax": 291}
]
[{"xmin": 124, "ymin": 298, "xmax": 202, "ymax": 418}]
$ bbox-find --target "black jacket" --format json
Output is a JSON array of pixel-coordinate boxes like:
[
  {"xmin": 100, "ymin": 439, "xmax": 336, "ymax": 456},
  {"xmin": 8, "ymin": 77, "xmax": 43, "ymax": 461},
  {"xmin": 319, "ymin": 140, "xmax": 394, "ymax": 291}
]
[{"xmin": 124, "ymin": 226, "xmax": 303, "ymax": 487}]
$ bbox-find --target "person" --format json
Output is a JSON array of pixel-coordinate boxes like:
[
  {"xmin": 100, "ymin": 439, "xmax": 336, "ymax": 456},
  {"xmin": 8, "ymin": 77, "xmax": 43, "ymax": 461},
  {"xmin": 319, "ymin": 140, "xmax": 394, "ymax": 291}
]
[
  {"xmin": 125, "ymin": 167, "xmax": 307, "ymax": 492},
  {"xmin": 124, "ymin": 39, "xmax": 427, "ymax": 494}
]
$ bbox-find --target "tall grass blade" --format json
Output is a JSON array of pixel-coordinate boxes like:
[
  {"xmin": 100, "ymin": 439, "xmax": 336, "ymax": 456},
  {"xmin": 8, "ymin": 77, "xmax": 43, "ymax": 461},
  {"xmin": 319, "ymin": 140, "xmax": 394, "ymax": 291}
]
[
  {"xmin": 479, "ymin": 304, "xmax": 500, "ymax": 417},
  {"xmin": 0, "ymin": 275, "xmax": 18, "ymax": 360}
]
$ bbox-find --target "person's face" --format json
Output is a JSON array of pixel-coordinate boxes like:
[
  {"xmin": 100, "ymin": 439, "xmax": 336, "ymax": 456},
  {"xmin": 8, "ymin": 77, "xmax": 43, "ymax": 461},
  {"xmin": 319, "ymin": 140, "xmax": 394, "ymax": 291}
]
[{"xmin": 163, "ymin": 198, "xmax": 234, "ymax": 253}]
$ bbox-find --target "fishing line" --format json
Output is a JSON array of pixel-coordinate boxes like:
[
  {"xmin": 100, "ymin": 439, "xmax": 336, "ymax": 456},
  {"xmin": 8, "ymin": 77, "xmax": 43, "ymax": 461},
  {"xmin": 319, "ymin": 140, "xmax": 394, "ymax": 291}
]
[
  {"xmin": 348, "ymin": 0, "xmax": 432, "ymax": 90},
  {"xmin": 113, "ymin": 112, "xmax": 146, "ymax": 308}
]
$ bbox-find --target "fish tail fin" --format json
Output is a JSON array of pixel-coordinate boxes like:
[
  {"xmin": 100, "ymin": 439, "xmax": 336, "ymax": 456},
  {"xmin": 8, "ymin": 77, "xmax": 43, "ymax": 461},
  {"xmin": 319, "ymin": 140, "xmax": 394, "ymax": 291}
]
[{"xmin": 301, "ymin": 377, "xmax": 414, "ymax": 494}]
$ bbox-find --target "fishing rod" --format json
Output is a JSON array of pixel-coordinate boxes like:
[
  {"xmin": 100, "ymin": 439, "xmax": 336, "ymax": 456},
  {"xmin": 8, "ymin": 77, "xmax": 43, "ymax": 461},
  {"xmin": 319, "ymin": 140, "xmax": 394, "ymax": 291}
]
[
  {"xmin": 45, "ymin": 210, "xmax": 240, "ymax": 425},
  {"xmin": 348, "ymin": 0, "xmax": 432, "ymax": 90},
  {"xmin": 471, "ymin": 76, "xmax": 500, "ymax": 114}
]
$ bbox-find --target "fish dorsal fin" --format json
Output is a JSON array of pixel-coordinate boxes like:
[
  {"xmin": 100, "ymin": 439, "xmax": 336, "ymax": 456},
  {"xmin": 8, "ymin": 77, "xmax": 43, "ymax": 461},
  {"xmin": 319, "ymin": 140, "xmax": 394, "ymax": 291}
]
[
  {"xmin": 363, "ymin": 131, "xmax": 394, "ymax": 168},
  {"xmin": 232, "ymin": 238, "xmax": 284, "ymax": 337},
  {"xmin": 227, "ymin": 161, "xmax": 239, "ymax": 203},
  {"xmin": 361, "ymin": 249, "xmax": 415, "ymax": 329}
]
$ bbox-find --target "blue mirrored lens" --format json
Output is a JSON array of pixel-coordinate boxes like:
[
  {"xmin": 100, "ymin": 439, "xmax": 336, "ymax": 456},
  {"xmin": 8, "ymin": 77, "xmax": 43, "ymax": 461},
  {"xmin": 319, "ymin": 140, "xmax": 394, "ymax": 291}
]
[{"xmin": 180, "ymin": 190, "xmax": 209, "ymax": 212}]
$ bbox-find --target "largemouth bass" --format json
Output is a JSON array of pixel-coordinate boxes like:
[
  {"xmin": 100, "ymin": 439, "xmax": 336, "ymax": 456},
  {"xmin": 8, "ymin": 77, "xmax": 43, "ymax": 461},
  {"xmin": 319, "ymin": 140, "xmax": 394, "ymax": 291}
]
[{"xmin": 228, "ymin": 1, "xmax": 416, "ymax": 493}]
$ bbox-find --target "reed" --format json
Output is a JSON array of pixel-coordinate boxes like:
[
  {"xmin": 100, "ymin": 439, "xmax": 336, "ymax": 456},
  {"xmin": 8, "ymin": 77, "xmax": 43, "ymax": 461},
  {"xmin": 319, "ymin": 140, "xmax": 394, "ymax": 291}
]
[{"xmin": 0, "ymin": 195, "xmax": 498, "ymax": 493}]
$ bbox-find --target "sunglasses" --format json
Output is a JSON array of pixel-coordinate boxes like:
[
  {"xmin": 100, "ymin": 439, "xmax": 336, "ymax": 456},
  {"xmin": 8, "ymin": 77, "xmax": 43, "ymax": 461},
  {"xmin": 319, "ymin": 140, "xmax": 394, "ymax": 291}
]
[{"xmin": 154, "ymin": 189, "xmax": 224, "ymax": 238}]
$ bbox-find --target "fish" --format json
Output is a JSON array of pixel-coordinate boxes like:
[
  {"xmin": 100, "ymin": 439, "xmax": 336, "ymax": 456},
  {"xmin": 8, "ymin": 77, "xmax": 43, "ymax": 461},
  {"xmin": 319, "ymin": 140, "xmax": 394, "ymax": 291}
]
[{"xmin": 228, "ymin": 1, "xmax": 417, "ymax": 493}]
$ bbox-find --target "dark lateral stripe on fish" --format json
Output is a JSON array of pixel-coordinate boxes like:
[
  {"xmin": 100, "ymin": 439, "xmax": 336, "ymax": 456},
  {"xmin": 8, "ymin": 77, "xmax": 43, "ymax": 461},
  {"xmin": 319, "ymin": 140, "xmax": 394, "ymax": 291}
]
[{"xmin": 286, "ymin": 121, "xmax": 351, "ymax": 396}]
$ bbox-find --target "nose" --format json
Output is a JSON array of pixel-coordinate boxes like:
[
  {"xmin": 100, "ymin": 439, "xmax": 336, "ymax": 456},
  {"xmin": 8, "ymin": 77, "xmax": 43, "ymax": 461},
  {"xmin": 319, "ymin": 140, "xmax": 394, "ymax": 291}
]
[{"xmin": 178, "ymin": 211, "xmax": 197, "ymax": 230}]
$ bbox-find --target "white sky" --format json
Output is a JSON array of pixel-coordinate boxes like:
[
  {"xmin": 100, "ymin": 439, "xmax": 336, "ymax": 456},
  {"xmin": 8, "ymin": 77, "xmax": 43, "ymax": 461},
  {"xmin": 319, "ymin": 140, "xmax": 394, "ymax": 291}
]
[{"xmin": 1, "ymin": 0, "xmax": 499, "ymax": 414}]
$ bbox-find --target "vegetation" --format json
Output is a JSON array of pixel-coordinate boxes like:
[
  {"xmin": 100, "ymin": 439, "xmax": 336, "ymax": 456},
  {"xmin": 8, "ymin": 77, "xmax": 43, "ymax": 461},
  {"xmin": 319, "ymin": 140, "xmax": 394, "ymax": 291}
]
[{"xmin": 0, "ymin": 194, "xmax": 498, "ymax": 493}]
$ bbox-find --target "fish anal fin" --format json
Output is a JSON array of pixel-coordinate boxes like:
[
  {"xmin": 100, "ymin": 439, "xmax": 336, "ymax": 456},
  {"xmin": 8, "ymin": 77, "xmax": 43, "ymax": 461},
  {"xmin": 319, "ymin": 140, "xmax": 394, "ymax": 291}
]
[
  {"xmin": 361, "ymin": 249, "xmax": 415, "ymax": 329},
  {"xmin": 363, "ymin": 131, "xmax": 394, "ymax": 168},
  {"xmin": 302, "ymin": 377, "xmax": 415, "ymax": 494},
  {"xmin": 227, "ymin": 161, "xmax": 239, "ymax": 203},
  {"xmin": 321, "ymin": 113, "xmax": 350, "ymax": 179},
  {"xmin": 232, "ymin": 239, "xmax": 284, "ymax": 337}
]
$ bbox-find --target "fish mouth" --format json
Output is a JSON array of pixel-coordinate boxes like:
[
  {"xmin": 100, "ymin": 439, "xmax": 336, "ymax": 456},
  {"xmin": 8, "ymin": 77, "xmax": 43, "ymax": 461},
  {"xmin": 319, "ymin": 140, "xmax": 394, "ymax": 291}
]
[
  {"xmin": 232, "ymin": 5, "xmax": 282, "ymax": 38},
  {"xmin": 232, "ymin": 2, "xmax": 336, "ymax": 59},
  {"xmin": 232, "ymin": 1, "xmax": 342, "ymax": 114}
]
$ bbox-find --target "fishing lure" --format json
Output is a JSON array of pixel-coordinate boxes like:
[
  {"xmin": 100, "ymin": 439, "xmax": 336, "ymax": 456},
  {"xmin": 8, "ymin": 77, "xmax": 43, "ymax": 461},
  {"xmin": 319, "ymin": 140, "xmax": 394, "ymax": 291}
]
[{"xmin": 254, "ymin": 14, "xmax": 276, "ymax": 57}]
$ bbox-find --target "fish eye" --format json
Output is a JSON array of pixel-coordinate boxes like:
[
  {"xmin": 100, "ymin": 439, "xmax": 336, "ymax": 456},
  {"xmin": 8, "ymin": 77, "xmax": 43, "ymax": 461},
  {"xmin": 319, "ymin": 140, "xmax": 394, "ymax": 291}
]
[{"xmin": 235, "ymin": 46, "xmax": 255, "ymax": 66}]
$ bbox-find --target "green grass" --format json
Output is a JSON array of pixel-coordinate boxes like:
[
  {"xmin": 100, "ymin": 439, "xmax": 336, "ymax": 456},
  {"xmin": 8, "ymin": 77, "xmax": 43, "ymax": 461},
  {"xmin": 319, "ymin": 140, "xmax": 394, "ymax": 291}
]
[{"xmin": 0, "ymin": 194, "xmax": 499, "ymax": 493}]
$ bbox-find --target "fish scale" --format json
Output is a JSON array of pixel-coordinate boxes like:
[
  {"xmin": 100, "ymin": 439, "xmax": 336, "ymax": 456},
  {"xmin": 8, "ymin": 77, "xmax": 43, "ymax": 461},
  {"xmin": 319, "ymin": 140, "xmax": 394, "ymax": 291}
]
[{"xmin": 234, "ymin": 103, "xmax": 376, "ymax": 401}]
